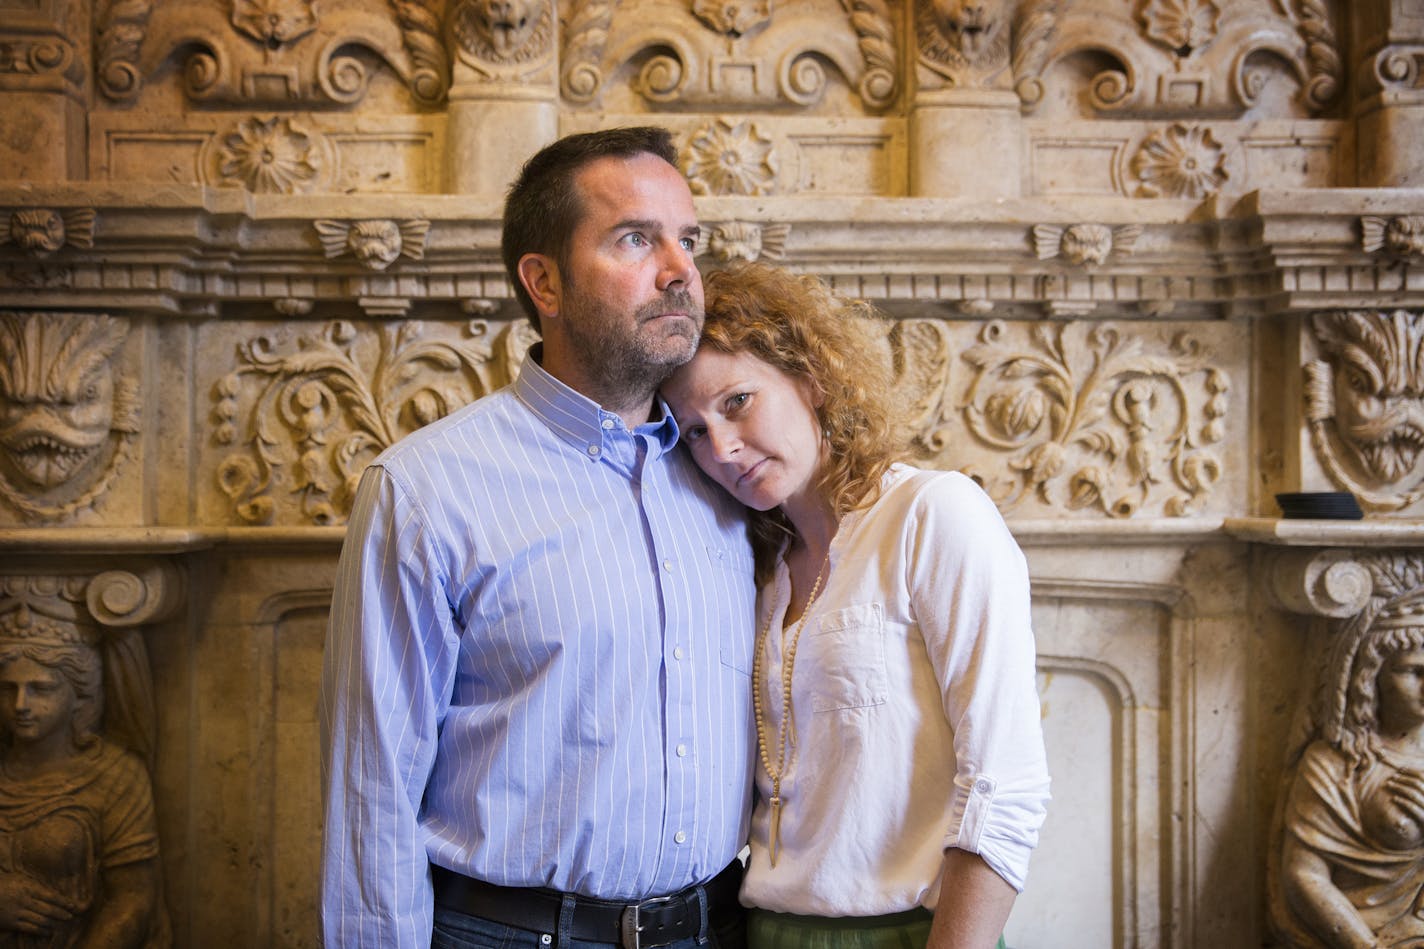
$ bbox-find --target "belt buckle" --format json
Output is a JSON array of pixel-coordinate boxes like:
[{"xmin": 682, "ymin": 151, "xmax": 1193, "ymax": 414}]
[{"xmin": 619, "ymin": 894, "xmax": 675, "ymax": 949}]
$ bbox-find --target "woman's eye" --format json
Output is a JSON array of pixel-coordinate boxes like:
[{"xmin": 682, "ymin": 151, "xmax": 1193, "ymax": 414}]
[{"xmin": 727, "ymin": 393, "xmax": 750, "ymax": 411}]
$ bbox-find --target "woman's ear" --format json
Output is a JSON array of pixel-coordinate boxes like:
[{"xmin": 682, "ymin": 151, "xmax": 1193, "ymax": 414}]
[{"xmin": 517, "ymin": 253, "xmax": 561, "ymax": 325}]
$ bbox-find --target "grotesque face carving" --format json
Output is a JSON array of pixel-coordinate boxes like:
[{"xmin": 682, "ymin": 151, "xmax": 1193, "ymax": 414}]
[
  {"xmin": 231, "ymin": 0, "xmax": 318, "ymax": 48},
  {"xmin": 930, "ymin": 0, "xmax": 1007, "ymax": 62},
  {"xmin": 348, "ymin": 220, "xmax": 403, "ymax": 270},
  {"xmin": 1386, "ymin": 217, "xmax": 1424, "ymax": 258},
  {"xmin": 451, "ymin": 0, "xmax": 542, "ymax": 59},
  {"xmin": 1312, "ymin": 310, "xmax": 1424, "ymax": 485},
  {"xmin": 11, "ymin": 210, "xmax": 66, "ymax": 257},
  {"xmin": 708, "ymin": 223, "xmax": 763, "ymax": 264},
  {"xmin": 0, "ymin": 314, "xmax": 129, "ymax": 492},
  {"xmin": 1060, "ymin": 224, "xmax": 1113, "ymax": 267}
]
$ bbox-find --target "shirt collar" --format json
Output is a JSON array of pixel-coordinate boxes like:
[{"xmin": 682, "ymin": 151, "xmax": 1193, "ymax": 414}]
[{"xmin": 513, "ymin": 345, "xmax": 680, "ymax": 458}]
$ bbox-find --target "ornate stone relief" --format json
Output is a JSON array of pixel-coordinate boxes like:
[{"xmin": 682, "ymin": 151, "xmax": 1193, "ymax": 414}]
[
  {"xmin": 1361, "ymin": 216, "xmax": 1424, "ymax": 259},
  {"xmin": 991, "ymin": 0, "xmax": 1341, "ymax": 115},
  {"xmin": 0, "ymin": 32, "xmax": 79, "ymax": 90},
  {"xmin": 0, "ymin": 570, "xmax": 173, "ymax": 947},
  {"xmin": 1363, "ymin": 42, "xmax": 1424, "ymax": 100},
  {"xmin": 906, "ymin": 319, "xmax": 1228, "ymax": 517},
  {"xmin": 702, "ymin": 221, "xmax": 791, "ymax": 264},
  {"xmin": 0, "ymin": 209, "xmax": 95, "ymax": 258},
  {"xmin": 97, "ymin": 0, "xmax": 446, "ymax": 106},
  {"xmin": 208, "ymin": 116, "xmax": 332, "ymax": 194},
  {"xmin": 914, "ymin": 0, "xmax": 1057, "ymax": 97},
  {"xmin": 1130, "ymin": 123, "xmax": 1228, "ymax": 199},
  {"xmin": 0, "ymin": 313, "xmax": 139, "ymax": 522},
  {"xmin": 1270, "ymin": 552, "xmax": 1424, "ymax": 949},
  {"xmin": 448, "ymin": 0, "xmax": 554, "ymax": 79},
  {"xmin": 683, "ymin": 118, "xmax": 779, "ymax": 196},
  {"xmin": 559, "ymin": 0, "xmax": 896, "ymax": 109},
  {"xmin": 1033, "ymin": 223, "xmax": 1141, "ymax": 267},
  {"xmin": 312, "ymin": 219, "xmax": 430, "ymax": 270},
  {"xmin": 1305, "ymin": 310, "xmax": 1424, "ymax": 512},
  {"xmin": 212, "ymin": 318, "xmax": 536, "ymax": 525}
]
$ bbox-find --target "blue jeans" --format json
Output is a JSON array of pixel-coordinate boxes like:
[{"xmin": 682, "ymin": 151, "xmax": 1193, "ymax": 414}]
[{"xmin": 432, "ymin": 904, "xmax": 747, "ymax": 949}]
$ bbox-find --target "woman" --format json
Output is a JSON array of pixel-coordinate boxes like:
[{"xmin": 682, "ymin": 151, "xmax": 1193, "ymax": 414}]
[
  {"xmin": 0, "ymin": 623, "xmax": 163, "ymax": 949},
  {"xmin": 662, "ymin": 263, "xmax": 1050, "ymax": 949},
  {"xmin": 1276, "ymin": 583, "xmax": 1424, "ymax": 948}
]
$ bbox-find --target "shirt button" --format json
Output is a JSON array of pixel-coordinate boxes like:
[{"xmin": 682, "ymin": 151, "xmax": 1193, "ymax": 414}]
[
  {"xmin": 673, "ymin": 646, "xmax": 685, "ymax": 660},
  {"xmin": 601, "ymin": 418, "xmax": 615, "ymax": 430},
  {"xmin": 674, "ymin": 831, "xmax": 687, "ymax": 844},
  {"xmin": 662, "ymin": 559, "xmax": 673, "ymax": 571},
  {"xmin": 587, "ymin": 445, "xmax": 600, "ymax": 457},
  {"xmin": 974, "ymin": 778, "xmax": 993, "ymax": 794},
  {"xmin": 676, "ymin": 743, "xmax": 687, "ymax": 757}
]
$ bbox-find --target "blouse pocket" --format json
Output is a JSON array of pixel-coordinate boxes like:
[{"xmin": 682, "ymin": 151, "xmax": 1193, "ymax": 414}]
[{"xmin": 805, "ymin": 602, "xmax": 888, "ymax": 713}]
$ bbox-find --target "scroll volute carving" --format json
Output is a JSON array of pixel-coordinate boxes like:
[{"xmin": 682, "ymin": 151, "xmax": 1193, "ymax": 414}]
[
  {"xmin": 0, "ymin": 570, "xmax": 175, "ymax": 948},
  {"xmin": 0, "ymin": 313, "xmax": 140, "ymax": 522},
  {"xmin": 1305, "ymin": 310, "xmax": 1424, "ymax": 512},
  {"xmin": 1271, "ymin": 553, "xmax": 1424, "ymax": 949}
]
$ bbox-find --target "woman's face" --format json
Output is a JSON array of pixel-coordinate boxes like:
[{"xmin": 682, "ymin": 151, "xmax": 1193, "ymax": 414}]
[
  {"xmin": 1377, "ymin": 645, "xmax": 1424, "ymax": 736},
  {"xmin": 0, "ymin": 655, "xmax": 77, "ymax": 749},
  {"xmin": 663, "ymin": 347, "xmax": 824, "ymax": 514}
]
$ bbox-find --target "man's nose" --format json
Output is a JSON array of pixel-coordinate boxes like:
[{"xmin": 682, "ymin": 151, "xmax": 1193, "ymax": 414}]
[{"xmin": 656, "ymin": 239, "xmax": 696, "ymax": 289}]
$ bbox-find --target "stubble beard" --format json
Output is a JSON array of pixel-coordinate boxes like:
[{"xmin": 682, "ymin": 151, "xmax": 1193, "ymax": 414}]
[{"xmin": 562, "ymin": 288, "xmax": 704, "ymax": 413}]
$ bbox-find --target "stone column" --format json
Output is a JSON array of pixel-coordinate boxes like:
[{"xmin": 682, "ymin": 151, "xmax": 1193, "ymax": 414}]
[
  {"xmin": 1353, "ymin": 0, "xmax": 1424, "ymax": 187},
  {"xmin": 442, "ymin": 0, "xmax": 561, "ymax": 195},
  {"xmin": 0, "ymin": 3, "xmax": 87, "ymax": 180}
]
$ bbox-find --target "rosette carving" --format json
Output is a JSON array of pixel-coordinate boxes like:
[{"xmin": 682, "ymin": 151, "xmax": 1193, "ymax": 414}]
[
  {"xmin": 683, "ymin": 119, "xmax": 778, "ymax": 196},
  {"xmin": 952, "ymin": 320, "xmax": 1228, "ymax": 517},
  {"xmin": 1306, "ymin": 310, "xmax": 1424, "ymax": 512},
  {"xmin": 1130, "ymin": 124, "xmax": 1228, "ymax": 199},
  {"xmin": 212, "ymin": 319, "xmax": 536, "ymax": 525}
]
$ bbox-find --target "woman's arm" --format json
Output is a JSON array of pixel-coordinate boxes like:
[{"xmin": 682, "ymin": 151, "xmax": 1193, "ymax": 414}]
[
  {"xmin": 926, "ymin": 848, "xmax": 1016, "ymax": 949},
  {"xmin": 1281, "ymin": 837, "xmax": 1380, "ymax": 949},
  {"xmin": 75, "ymin": 860, "xmax": 157, "ymax": 949}
]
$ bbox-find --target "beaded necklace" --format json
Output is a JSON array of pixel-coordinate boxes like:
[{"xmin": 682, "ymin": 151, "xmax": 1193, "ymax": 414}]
[{"xmin": 751, "ymin": 551, "xmax": 830, "ymax": 867}]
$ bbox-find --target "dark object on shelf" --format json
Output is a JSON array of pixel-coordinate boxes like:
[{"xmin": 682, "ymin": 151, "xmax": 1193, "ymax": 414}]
[{"xmin": 1275, "ymin": 491, "xmax": 1364, "ymax": 520}]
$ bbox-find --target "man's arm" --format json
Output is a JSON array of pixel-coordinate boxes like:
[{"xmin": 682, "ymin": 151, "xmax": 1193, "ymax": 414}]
[
  {"xmin": 320, "ymin": 465, "xmax": 455, "ymax": 949},
  {"xmin": 926, "ymin": 848, "xmax": 1016, "ymax": 949}
]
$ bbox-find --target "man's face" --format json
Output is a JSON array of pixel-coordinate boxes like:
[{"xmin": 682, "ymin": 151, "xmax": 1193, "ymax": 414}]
[{"xmin": 550, "ymin": 153, "xmax": 705, "ymax": 397}]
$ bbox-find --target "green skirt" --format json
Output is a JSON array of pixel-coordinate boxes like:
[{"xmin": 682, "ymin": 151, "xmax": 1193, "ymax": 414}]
[{"xmin": 746, "ymin": 907, "xmax": 1007, "ymax": 949}]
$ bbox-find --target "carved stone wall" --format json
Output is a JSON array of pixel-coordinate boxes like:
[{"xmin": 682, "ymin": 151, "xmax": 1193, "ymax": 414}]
[{"xmin": 3, "ymin": 1, "xmax": 1423, "ymax": 947}]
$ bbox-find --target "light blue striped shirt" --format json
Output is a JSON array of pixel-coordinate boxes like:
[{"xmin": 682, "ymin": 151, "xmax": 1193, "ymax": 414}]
[{"xmin": 320, "ymin": 353, "xmax": 757, "ymax": 949}]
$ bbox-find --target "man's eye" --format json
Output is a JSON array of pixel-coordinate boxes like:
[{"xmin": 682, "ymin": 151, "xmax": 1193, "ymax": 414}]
[
  {"xmin": 680, "ymin": 237, "xmax": 697, "ymax": 251},
  {"xmin": 623, "ymin": 233, "xmax": 647, "ymax": 247}
]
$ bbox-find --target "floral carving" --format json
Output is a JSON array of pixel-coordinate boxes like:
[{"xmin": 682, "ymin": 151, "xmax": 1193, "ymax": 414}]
[
  {"xmin": 1032, "ymin": 223, "xmax": 1142, "ymax": 267},
  {"xmin": 449, "ymin": 0, "xmax": 553, "ymax": 66},
  {"xmin": 1138, "ymin": 0, "xmax": 1219, "ymax": 56},
  {"xmin": 391, "ymin": 0, "xmax": 449, "ymax": 103},
  {"xmin": 231, "ymin": 0, "xmax": 317, "ymax": 48},
  {"xmin": 683, "ymin": 119, "xmax": 778, "ymax": 197},
  {"xmin": 1130, "ymin": 124, "xmax": 1228, "ymax": 199},
  {"xmin": 704, "ymin": 222, "xmax": 790, "ymax": 264},
  {"xmin": 559, "ymin": 0, "xmax": 614, "ymax": 102},
  {"xmin": 0, "ymin": 209, "xmax": 95, "ymax": 259},
  {"xmin": 312, "ymin": 220, "xmax": 430, "ymax": 271},
  {"xmin": 693, "ymin": 0, "xmax": 771, "ymax": 36},
  {"xmin": 1361, "ymin": 216, "xmax": 1424, "ymax": 258},
  {"xmin": 212, "ymin": 320, "xmax": 536, "ymax": 525},
  {"xmin": 952, "ymin": 320, "xmax": 1227, "ymax": 517},
  {"xmin": 0, "ymin": 313, "xmax": 139, "ymax": 521},
  {"xmin": 216, "ymin": 117, "xmax": 322, "ymax": 194},
  {"xmin": 1306, "ymin": 310, "xmax": 1424, "ymax": 511}
]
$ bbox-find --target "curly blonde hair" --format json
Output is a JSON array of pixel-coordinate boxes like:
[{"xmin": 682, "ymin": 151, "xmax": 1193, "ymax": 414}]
[{"xmin": 699, "ymin": 263, "xmax": 906, "ymax": 581}]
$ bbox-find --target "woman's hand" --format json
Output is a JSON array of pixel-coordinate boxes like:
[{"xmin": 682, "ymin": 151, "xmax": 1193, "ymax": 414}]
[{"xmin": 0, "ymin": 870, "xmax": 78, "ymax": 934}]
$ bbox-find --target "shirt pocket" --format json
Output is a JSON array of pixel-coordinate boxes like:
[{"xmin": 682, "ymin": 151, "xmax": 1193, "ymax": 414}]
[{"xmin": 805, "ymin": 602, "xmax": 889, "ymax": 713}]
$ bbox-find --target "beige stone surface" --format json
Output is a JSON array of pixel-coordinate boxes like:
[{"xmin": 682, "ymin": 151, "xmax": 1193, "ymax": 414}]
[{"xmin": 3, "ymin": 0, "xmax": 1424, "ymax": 946}]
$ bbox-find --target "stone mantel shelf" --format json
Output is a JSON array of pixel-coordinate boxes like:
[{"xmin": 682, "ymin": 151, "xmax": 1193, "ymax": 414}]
[
  {"xmin": 10, "ymin": 519, "xmax": 1420, "ymax": 555},
  {"xmin": 1, "ymin": 186, "xmax": 1422, "ymax": 317}
]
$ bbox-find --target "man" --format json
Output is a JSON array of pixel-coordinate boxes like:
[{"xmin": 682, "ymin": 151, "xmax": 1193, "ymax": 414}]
[{"xmin": 319, "ymin": 127, "xmax": 756, "ymax": 948}]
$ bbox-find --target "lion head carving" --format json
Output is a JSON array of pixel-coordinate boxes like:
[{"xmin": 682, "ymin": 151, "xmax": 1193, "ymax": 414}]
[{"xmin": 449, "ymin": 0, "xmax": 550, "ymax": 62}]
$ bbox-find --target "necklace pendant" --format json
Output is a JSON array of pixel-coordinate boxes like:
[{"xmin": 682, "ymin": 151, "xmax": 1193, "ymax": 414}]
[{"xmin": 768, "ymin": 795, "xmax": 783, "ymax": 867}]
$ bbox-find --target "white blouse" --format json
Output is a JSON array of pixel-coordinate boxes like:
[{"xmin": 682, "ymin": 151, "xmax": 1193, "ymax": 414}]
[{"xmin": 740, "ymin": 465, "xmax": 1050, "ymax": 917}]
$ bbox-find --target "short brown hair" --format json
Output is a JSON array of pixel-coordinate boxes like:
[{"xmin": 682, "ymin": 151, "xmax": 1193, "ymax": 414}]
[
  {"xmin": 501, "ymin": 127, "xmax": 679, "ymax": 330},
  {"xmin": 698, "ymin": 263, "xmax": 906, "ymax": 580}
]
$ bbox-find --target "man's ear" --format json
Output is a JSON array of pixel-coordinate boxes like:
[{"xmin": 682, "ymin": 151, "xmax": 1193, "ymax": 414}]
[{"xmin": 517, "ymin": 253, "xmax": 561, "ymax": 324}]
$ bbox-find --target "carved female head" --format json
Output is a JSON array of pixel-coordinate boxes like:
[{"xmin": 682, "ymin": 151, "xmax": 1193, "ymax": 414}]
[
  {"xmin": 1330, "ymin": 588, "xmax": 1424, "ymax": 764},
  {"xmin": 0, "ymin": 636, "xmax": 103, "ymax": 754}
]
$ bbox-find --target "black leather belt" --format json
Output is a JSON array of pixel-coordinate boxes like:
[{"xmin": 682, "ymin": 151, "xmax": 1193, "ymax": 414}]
[{"xmin": 432, "ymin": 860, "xmax": 743, "ymax": 949}]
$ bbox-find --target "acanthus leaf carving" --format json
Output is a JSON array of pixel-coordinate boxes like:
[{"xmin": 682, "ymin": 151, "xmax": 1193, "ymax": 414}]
[
  {"xmin": 0, "ymin": 313, "xmax": 138, "ymax": 522},
  {"xmin": 212, "ymin": 319, "xmax": 536, "ymax": 525},
  {"xmin": 391, "ymin": 0, "xmax": 450, "ymax": 104},
  {"xmin": 1306, "ymin": 310, "xmax": 1424, "ymax": 512},
  {"xmin": 312, "ymin": 219, "xmax": 431, "ymax": 270},
  {"xmin": 944, "ymin": 320, "xmax": 1227, "ymax": 518}
]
